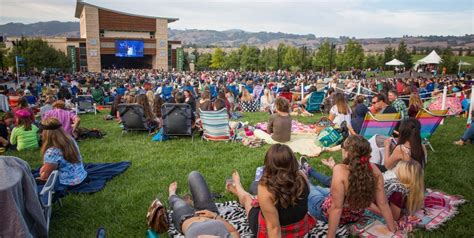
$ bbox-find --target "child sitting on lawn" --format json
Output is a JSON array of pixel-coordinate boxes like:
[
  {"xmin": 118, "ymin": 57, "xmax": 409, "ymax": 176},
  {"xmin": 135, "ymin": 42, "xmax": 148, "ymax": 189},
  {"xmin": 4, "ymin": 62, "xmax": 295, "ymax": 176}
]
[
  {"xmin": 254, "ymin": 97, "xmax": 292, "ymax": 143},
  {"xmin": 10, "ymin": 109, "xmax": 39, "ymax": 151}
]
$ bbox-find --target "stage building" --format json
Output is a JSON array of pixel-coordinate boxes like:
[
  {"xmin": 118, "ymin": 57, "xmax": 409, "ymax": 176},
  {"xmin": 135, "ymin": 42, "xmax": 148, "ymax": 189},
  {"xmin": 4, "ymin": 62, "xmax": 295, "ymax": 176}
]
[{"xmin": 3, "ymin": 0, "xmax": 183, "ymax": 72}]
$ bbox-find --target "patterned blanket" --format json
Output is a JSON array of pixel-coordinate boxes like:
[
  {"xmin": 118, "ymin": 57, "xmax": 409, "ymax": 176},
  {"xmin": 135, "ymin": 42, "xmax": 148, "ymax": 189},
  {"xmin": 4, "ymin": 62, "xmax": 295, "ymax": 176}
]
[
  {"xmin": 168, "ymin": 189, "xmax": 466, "ymax": 237},
  {"xmin": 167, "ymin": 201, "xmax": 348, "ymax": 237},
  {"xmin": 255, "ymin": 120, "xmax": 316, "ymax": 134}
]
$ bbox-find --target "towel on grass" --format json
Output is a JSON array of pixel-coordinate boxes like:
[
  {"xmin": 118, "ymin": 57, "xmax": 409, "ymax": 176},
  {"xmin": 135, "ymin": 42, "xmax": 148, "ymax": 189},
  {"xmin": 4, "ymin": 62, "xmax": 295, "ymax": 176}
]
[{"xmin": 33, "ymin": 161, "xmax": 131, "ymax": 197}]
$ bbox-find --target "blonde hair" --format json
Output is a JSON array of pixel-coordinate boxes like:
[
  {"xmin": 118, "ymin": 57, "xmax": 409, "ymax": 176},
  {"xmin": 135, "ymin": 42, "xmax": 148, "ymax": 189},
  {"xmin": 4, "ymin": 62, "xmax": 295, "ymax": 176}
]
[
  {"xmin": 409, "ymin": 93, "xmax": 423, "ymax": 110},
  {"xmin": 241, "ymin": 88, "xmax": 252, "ymax": 102},
  {"xmin": 263, "ymin": 88, "xmax": 273, "ymax": 103},
  {"xmin": 395, "ymin": 160, "xmax": 425, "ymax": 215}
]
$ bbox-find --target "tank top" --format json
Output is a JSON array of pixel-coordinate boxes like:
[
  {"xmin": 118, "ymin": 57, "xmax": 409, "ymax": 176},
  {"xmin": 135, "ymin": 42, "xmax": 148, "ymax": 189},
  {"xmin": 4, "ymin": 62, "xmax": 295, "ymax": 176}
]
[{"xmin": 275, "ymin": 184, "xmax": 309, "ymax": 226}]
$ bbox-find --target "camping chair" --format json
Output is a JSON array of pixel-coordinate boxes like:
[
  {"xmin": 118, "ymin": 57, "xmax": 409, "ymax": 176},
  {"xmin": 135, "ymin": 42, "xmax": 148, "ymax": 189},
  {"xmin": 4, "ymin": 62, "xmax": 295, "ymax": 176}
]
[
  {"xmin": 306, "ymin": 91, "xmax": 326, "ymax": 113},
  {"xmin": 278, "ymin": 92, "xmax": 293, "ymax": 103},
  {"xmin": 162, "ymin": 86, "xmax": 174, "ymax": 102},
  {"xmin": 39, "ymin": 170, "xmax": 59, "ymax": 231},
  {"xmin": 161, "ymin": 103, "xmax": 195, "ymax": 141},
  {"xmin": 416, "ymin": 108, "xmax": 448, "ymax": 152},
  {"xmin": 75, "ymin": 95, "xmax": 97, "ymax": 115},
  {"xmin": 199, "ymin": 108, "xmax": 233, "ymax": 142},
  {"xmin": 117, "ymin": 104, "xmax": 153, "ymax": 135},
  {"xmin": 0, "ymin": 94, "xmax": 10, "ymax": 112},
  {"xmin": 359, "ymin": 112, "xmax": 401, "ymax": 139}
]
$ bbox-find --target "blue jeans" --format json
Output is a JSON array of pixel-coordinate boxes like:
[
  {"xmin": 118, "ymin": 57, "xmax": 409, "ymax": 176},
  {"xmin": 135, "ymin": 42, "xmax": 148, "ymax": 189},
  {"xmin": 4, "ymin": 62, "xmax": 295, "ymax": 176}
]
[
  {"xmin": 308, "ymin": 168, "xmax": 332, "ymax": 187},
  {"xmin": 461, "ymin": 122, "xmax": 474, "ymax": 144},
  {"xmin": 307, "ymin": 183, "xmax": 330, "ymax": 222}
]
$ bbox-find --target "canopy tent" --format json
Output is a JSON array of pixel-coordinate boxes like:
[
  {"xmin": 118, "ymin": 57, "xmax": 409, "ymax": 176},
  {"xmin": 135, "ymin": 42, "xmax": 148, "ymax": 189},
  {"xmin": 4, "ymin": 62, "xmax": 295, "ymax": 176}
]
[
  {"xmin": 416, "ymin": 50, "xmax": 443, "ymax": 65},
  {"xmin": 458, "ymin": 60, "xmax": 472, "ymax": 75},
  {"xmin": 385, "ymin": 59, "xmax": 404, "ymax": 66}
]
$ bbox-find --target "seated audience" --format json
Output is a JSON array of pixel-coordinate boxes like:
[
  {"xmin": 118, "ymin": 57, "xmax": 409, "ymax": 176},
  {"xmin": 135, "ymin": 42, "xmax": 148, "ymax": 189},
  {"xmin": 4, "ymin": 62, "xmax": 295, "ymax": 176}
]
[
  {"xmin": 167, "ymin": 171, "xmax": 239, "ymax": 237},
  {"xmin": 306, "ymin": 135, "xmax": 397, "ymax": 237},
  {"xmin": 408, "ymin": 93, "xmax": 423, "ymax": 118},
  {"xmin": 0, "ymin": 112, "xmax": 14, "ymax": 153},
  {"xmin": 260, "ymin": 88, "xmax": 274, "ymax": 112},
  {"xmin": 328, "ymin": 92, "xmax": 356, "ymax": 134},
  {"xmin": 198, "ymin": 91, "xmax": 213, "ymax": 112},
  {"xmin": 42, "ymin": 100, "xmax": 80, "ymax": 137},
  {"xmin": 254, "ymin": 97, "xmax": 292, "ymax": 143},
  {"xmin": 371, "ymin": 93, "xmax": 397, "ymax": 114},
  {"xmin": 38, "ymin": 117, "xmax": 88, "ymax": 186},
  {"xmin": 227, "ymin": 144, "xmax": 315, "ymax": 237},
  {"xmin": 239, "ymin": 88, "xmax": 259, "ymax": 112},
  {"xmin": 351, "ymin": 95, "xmax": 368, "ymax": 134},
  {"xmin": 10, "ymin": 109, "xmax": 39, "ymax": 151},
  {"xmin": 454, "ymin": 110, "xmax": 474, "ymax": 146},
  {"xmin": 388, "ymin": 90, "xmax": 408, "ymax": 119},
  {"xmin": 40, "ymin": 95, "xmax": 55, "ymax": 118}
]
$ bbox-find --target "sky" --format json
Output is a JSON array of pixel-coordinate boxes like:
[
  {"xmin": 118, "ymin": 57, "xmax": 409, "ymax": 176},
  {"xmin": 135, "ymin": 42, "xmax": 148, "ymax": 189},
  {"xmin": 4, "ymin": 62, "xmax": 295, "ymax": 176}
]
[{"xmin": 0, "ymin": 0, "xmax": 473, "ymax": 38}]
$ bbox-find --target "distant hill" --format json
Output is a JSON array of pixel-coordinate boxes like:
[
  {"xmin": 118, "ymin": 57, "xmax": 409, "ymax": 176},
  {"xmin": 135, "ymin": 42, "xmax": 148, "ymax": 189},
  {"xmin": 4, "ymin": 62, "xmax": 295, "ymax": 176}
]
[
  {"xmin": 1, "ymin": 21, "xmax": 473, "ymax": 53},
  {"xmin": 0, "ymin": 21, "xmax": 79, "ymax": 37}
]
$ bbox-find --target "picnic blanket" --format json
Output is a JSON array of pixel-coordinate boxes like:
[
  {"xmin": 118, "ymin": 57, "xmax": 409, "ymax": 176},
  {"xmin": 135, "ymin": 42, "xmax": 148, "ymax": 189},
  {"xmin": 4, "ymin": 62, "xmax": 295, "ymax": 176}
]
[
  {"xmin": 168, "ymin": 189, "xmax": 466, "ymax": 237},
  {"xmin": 167, "ymin": 201, "xmax": 349, "ymax": 237},
  {"xmin": 33, "ymin": 161, "xmax": 131, "ymax": 197},
  {"xmin": 255, "ymin": 120, "xmax": 316, "ymax": 134},
  {"xmin": 350, "ymin": 189, "xmax": 467, "ymax": 237}
]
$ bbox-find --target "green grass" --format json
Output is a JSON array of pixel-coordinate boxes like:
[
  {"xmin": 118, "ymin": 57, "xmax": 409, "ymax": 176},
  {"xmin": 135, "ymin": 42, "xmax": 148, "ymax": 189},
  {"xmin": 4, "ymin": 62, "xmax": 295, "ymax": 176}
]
[{"xmin": 6, "ymin": 112, "xmax": 474, "ymax": 237}]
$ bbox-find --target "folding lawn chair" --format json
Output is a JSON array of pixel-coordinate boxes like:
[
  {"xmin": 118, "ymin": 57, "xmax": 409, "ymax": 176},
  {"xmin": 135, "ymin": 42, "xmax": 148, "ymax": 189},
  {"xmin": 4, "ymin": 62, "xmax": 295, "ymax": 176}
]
[
  {"xmin": 75, "ymin": 95, "xmax": 97, "ymax": 115},
  {"xmin": 161, "ymin": 103, "xmax": 195, "ymax": 141},
  {"xmin": 39, "ymin": 170, "xmax": 59, "ymax": 231},
  {"xmin": 359, "ymin": 112, "xmax": 401, "ymax": 139},
  {"xmin": 416, "ymin": 108, "xmax": 448, "ymax": 152},
  {"xmin": 306, "ymin": 91, "xmax": 325, "ymax": 113},
  {"xmin": 117, "ymin": 104, "xmax": 153, "ymax": 135},
  {"xmin": 199, "ymin": 108, "xmax": 233, "ymax": 142}
]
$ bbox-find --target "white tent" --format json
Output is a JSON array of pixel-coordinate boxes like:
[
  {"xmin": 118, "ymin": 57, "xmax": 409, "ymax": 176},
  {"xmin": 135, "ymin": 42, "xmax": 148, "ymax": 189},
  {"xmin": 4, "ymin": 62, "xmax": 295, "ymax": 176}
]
[
  {"xmin": 458, "ymin": 61, "xmax": 472, "ymax": 66},
  {"xmin": 416, "ymin": 50, "xmax": 443, "ymax": 65},
  {"xmin": 385, "ymin": 58, "xmax": 404, "ymax": 66}
]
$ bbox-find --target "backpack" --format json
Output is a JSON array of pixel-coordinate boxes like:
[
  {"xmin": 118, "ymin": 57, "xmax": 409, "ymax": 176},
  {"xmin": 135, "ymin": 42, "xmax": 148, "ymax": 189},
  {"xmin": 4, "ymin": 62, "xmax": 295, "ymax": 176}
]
[
  {"xmin": 77, "ymin": 127, "xmax": 106, "ymax": 140},
  {"xmin": 315, "ymin": 126, "xmax": 343, "ymax": 148},
  {"xmin": 146, "ymin": 198, "xmax": 169, "ymax": 234}
]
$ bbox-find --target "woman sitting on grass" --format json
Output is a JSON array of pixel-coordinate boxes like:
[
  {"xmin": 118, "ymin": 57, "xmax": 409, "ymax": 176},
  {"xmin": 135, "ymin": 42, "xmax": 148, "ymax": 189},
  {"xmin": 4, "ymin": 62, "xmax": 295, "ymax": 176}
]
[
  {"xmin": 10, "ymin": 109, "xmax": 39, "ymax": 151},
  {"xmin": 239, "ymin": 87, "xmax": 259, "ymax": 112},
  {"xmin": 254, "ymin": 97, "xmax": 292, "ymax": 144},
  {"xmin": 260, "ymin": 88, "xmax": 274, "ymax": 112},
  {"xmin": 306, "ymin": 135, "xmax": 397, "ymax": 237},
  {"xmin": 38, "ymin": 117, "xmax": 87, "ymax": 186},
  {"xmin": 328, "ymin": 92, "xmax": 356, "ymax": 135},
  {"xmin": 383, "ymin": 118, "xmax": 427, "ymax": 170},
  {"xmin": 167, "ymin": 171, "xmax": 239, "ymax": 237},
  {"xmin": 304, "ymin": 157, "xmax": 424, "ymax": 221},
  {"xmin": 227, "ymin": 144, "xmax": 315, "ymax": 237}
]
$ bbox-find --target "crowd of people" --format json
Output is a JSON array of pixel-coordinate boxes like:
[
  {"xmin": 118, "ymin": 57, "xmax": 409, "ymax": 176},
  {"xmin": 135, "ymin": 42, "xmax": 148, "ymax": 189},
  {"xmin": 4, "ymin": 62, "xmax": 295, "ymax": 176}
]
[{"xmin": 0, "ymin": 68, "xmax": 473, "ymax": 237}]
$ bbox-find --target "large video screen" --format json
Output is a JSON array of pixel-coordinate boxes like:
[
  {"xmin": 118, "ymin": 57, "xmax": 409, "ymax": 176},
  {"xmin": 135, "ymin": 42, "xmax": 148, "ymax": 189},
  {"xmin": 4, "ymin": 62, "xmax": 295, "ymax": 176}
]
[{"xmin": 115, "ymin": 40, "xmax": 144, "ymax": 57}]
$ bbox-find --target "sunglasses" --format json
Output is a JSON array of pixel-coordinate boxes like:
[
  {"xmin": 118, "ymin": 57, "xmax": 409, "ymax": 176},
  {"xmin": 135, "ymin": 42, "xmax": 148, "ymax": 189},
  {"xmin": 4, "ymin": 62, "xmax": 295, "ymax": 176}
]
[{"xmin": 372, "ymin": 101, "xmax": 378, "ymax": 104}]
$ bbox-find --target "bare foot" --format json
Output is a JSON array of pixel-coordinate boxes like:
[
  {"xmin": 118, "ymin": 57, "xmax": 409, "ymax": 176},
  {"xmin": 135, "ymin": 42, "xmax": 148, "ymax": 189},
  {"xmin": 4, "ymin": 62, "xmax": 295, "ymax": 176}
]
[
  {"xmin": 226, "ymin": 181, "xmax": 237, "ymax": 195},
  {"xmin": 169, "ymin": 182, "xmax": 177, "ymax": 197},
  {"xmin": 321, "ymin": 157, "xmax": 336, "ymax": 169}
]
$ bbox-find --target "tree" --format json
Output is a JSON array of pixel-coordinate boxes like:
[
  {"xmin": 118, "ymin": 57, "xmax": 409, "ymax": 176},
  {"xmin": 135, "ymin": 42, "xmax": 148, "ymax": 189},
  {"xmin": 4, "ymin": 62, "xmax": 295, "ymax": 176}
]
[
  {"xmin": 466, "ymin": 48, "xmax": 472, "ymax": 56},
  {"xmin": 240, "ymin": 45, "xmax": 260, "ymax": 71},
  {"xmin": 364, "ymin": 54, "xmax": 377, "ymax": 70},
  {"xmin": 224, "ymin": 50, "xmax": 241, "ymax": 70},
  {"xmin": 276, "ymin": 43, "xmax": 287, "ymax": 70},
  {"xmin": 312, "ymin": 41, "xmax": 331, "ymax": 71},
  {"xmin": 0, "ymin": 48, "xmax": 8, "ymax": 74},
  {"xmin": 439, "ymin": 47, "xmax": 458, "ymax": 74},
  {"xmin": 396, "ymin": 41, "xmax": 413, "ymax": 68},
  {"xmin": 383, "ymin": 46, "xmax": 395, "ymax": 64},
  {"xmin": 210, "ymin": 48, "xmax": 225, "ymax": 69},
  {"xmin": 283, "ymin": 46, "xmax": 302, "ymax": 71},
  {"xmin": 259, "ymin": 48, "xmax": 277, "ymax": 71},
  {"xmin": 411, "ymin": 47, "xmax": 417, "ymax": 55},
  {"xmin": 342, "ymin": 40, "xmax": 364, "ymax": 69},
  {"xmin": 458, "ymin": 48, "xmax": 464, "ymax": 56},
  {"xmin": 196, "ymin": 53, "xmax": 211, "ymax": 70},
  {"xmin": 6, "ymin": 38, "xmax": 71, "ymax": 72}
]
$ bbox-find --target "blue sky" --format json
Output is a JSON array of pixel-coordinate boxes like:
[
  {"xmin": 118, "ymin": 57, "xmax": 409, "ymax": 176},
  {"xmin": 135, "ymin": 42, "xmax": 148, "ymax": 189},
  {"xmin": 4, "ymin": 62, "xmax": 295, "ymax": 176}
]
[{"xmin": 0, "ymin": 0, "xmax": 472, "ymax": 37}]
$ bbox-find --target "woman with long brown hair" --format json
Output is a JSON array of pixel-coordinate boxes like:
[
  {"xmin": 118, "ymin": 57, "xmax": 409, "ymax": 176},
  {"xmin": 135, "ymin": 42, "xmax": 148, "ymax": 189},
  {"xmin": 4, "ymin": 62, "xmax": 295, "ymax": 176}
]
[
  {"xmin": 227, "ymin": 144, "xmax": 315, "ymax": 237},
  {"xmin": 135, "ymin": 94, "xmax": 159, "ymax": 129},
  {"xmin": 408, "ymin": 93, "xmax": 423, "ymax": 118},
  {"xmin": 38, "ymin": 117, "xmax": 87, "ymax": 186},
  {"xmin": 328, "ymin": 92, "xmax": 356, "ymax": 135},
  {"xmin": 307, "ymin": 135, "xmax": 397, "ymax": 237}
]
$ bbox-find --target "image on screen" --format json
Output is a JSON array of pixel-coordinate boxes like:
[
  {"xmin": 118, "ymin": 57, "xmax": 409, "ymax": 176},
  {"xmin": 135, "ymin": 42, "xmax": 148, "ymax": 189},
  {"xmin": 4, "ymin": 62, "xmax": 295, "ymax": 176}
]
[{"xmin": 115, "ymin": 40, "xmax": 144, "ymax": 57}]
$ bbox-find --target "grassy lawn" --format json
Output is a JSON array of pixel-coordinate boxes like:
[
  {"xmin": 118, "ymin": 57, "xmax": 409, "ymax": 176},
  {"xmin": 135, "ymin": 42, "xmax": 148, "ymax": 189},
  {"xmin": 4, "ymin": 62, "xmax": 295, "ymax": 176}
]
[{"xmin": 6, "ymin": 111, "xmax": 474, "ymax": 237}]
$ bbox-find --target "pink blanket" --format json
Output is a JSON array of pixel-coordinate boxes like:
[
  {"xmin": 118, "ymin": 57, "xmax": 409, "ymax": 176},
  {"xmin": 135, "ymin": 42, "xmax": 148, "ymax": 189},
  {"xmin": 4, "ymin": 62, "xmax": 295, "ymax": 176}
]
[{"xmin": 255, "ymin": 120, "xmax": 315, "ymax": 134}]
